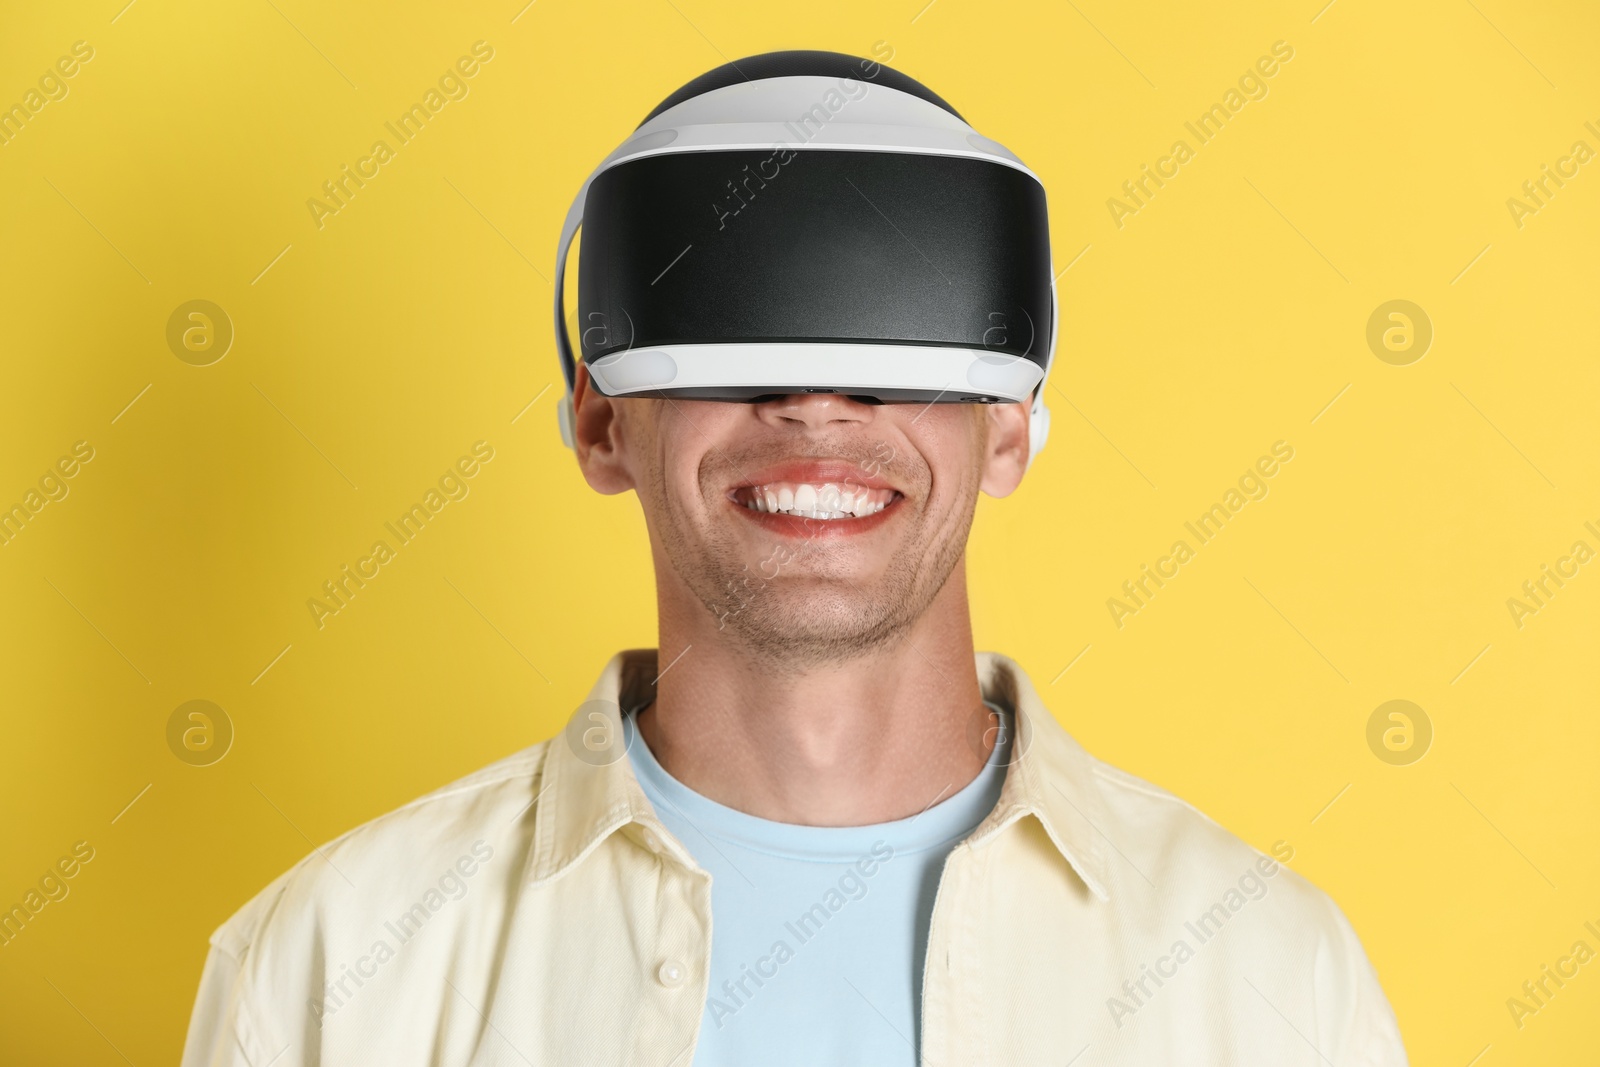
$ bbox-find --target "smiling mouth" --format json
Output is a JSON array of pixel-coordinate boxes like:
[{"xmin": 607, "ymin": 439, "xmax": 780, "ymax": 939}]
[{"xmin": 730, "ymin": 481, "xmax": 901, "ymax": 521}]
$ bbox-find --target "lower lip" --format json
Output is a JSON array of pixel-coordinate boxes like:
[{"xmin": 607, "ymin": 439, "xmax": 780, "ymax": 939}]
[{"xmin": 728, "ymin": 494, "xmax": 902, "ymax": 537}]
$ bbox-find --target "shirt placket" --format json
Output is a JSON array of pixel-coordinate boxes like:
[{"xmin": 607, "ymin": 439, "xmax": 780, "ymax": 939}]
[
  {"xmin": 626, "ymin": 824, "xmax": 714, "ymax": 1066},
  {"xmin": 920, "ymin": 840, "xmax": 982, "ymax": 1067}
]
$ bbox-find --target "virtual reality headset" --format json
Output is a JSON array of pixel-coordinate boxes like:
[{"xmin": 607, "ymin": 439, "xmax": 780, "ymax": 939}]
[{"xmin": 553, "ymin": 50, "xmax": 1060, "ymax": 465}]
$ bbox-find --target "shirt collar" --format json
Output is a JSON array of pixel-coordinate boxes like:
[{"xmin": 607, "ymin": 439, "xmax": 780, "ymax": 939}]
[
  {"xmin": 527, "ymin": 649, "xmax": 1111, "ymax": 901},
  {"xmin": 526, "ymin": 649, "xmax": 683, "ymax": 885},
  {"xmin": 964, "ymin": 650, "xmax": 1112, "ymax": 901}
]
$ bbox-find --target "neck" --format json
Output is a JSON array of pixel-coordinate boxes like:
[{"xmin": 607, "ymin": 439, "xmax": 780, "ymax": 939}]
[{"xmin": 636, "ymin": 558, "xmax": 993, "ymax": 826}]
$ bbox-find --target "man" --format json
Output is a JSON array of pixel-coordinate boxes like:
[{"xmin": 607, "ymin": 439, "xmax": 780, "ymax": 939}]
[{"xmin": 182, "ymin": 51, "xmax": 1407, "ymax": 1066}]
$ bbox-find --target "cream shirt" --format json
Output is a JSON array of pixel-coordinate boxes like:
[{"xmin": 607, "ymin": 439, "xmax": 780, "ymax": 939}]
[{"xmin": 181, "ymin": 649, "xmax": 1409, "ymax": 1066}]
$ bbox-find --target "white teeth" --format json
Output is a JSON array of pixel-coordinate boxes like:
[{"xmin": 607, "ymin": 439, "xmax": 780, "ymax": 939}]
[{"xmin": 738, "ymin": 481, "xmax": 895, "ymax": 520}]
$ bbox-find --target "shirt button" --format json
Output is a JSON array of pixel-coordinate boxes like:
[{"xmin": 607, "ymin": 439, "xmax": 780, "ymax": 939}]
[
  {"xmin": 642, "ymin": 830, "xmax": 661, "ymax": 853},
  {"xmin": 657, "ymin": 959, "xmax": 686, "ymax": 988}
]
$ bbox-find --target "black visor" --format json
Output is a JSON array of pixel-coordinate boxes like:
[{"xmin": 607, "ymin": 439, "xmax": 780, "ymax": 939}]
[{"xmin": 574, "ymin": 148, "xmax": 1053, "ymax": 402}]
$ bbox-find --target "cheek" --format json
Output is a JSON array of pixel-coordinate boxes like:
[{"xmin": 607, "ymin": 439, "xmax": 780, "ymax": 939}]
[
  {"xmin": 613, "ymin": 401, "xmax": 676, "ymax": 499},
  {"xmin": 665, "ymin": 402, "xmax": 746, "ymax": 494},
  {"xmin": 648, "ymin": 450, "xmax": 716, "ymax": 528},
  {"xmin": 902, "ymin": 407, "xmax": 984, "ymax": 495}
]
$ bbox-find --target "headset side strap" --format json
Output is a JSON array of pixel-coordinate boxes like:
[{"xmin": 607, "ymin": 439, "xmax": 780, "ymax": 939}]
[{"xmin": 554, "ymin": 187, "xmax": 586, "ymax": 449}]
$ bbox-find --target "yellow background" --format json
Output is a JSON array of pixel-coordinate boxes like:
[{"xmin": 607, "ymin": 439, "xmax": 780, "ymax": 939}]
[{"xmin": 1, "ymin": 0, "xmax": 1596, "ymax": 1063}]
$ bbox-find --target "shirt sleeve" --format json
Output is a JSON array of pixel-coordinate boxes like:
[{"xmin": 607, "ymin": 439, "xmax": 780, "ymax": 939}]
[
  {"xmin": 179, "ymin": 940, "xmax": 257, "ymax": 1067},
  {"xmin": 1328, "ymin": 902, "xmax": 1409, "ymax": 1066}
]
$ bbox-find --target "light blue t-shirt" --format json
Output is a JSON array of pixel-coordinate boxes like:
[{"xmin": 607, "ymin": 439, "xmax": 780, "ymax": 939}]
[{"xmin": 624, "ymin": 703, "xmax": 1011, "ymax": 1066}]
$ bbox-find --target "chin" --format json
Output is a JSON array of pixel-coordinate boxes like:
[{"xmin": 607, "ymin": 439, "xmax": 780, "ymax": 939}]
[{"xmin": 722, "ymin": 594, "xmax": 909, "ymax": 661}]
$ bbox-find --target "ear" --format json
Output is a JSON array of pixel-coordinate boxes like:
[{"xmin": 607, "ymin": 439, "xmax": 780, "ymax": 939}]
[
  {"xmin": 572, "ymin": 363, "xmax": 636, "ymax": 495},
  {"xmin": 978, "ymin": 399, "xmax": 1030, "ymax": 498}
]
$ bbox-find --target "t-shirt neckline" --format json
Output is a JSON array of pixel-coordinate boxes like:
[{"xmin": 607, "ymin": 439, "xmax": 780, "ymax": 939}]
[{"xmin": 622, "ymin": 701, "xmax": 1012, "ymax": 863}]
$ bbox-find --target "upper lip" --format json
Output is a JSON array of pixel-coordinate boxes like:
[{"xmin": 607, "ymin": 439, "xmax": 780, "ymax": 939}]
[{"xmin": 729, "ymin": 459, "xmax": 901, "ymax": 495}]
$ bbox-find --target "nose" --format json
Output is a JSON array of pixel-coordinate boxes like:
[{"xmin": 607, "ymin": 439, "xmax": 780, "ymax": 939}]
[{"xmin": 754, "ymin": 393, "xmax": 877, "ymax": 434}]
